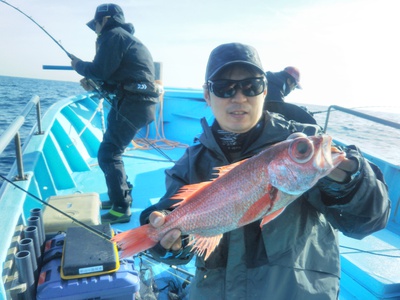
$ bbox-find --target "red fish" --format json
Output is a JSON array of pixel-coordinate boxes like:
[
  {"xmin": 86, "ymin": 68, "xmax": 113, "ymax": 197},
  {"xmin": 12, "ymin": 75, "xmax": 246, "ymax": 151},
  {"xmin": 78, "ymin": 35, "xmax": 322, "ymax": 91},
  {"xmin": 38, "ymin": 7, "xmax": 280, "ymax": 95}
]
[{"xmin": 112, "ymin": 135, "xmax": 345, "ymax": 260}]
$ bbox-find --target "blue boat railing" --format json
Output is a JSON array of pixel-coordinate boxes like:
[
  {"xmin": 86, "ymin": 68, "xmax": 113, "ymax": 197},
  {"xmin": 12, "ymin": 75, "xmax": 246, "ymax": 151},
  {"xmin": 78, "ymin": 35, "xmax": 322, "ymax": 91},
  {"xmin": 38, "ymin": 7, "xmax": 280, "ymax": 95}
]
[
  {"xmin": 322, "ymin": 105, "xmax": 400, "ymax": 231},
  {"xmin": 323, "ymin": 105, "xmax": 400, "ymax": 132},
  {"xmin": 0, "ymin": 95, "xmax": 43, "ymax": 181}
]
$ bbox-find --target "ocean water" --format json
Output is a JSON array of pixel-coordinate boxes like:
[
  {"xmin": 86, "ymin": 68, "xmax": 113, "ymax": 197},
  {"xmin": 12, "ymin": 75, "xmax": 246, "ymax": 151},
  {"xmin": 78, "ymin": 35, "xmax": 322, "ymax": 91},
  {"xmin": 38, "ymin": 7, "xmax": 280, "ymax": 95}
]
[
  {"xmin": 0, "ymin": 75, "xmax": 399, "ymax": 185},
  {"xmin": 0, "ymin": 75, "xmax": 83, "ymax": 181},
  {"xmin": 309, "ymin": 105, "xmax": 400, "ymax": 165}
]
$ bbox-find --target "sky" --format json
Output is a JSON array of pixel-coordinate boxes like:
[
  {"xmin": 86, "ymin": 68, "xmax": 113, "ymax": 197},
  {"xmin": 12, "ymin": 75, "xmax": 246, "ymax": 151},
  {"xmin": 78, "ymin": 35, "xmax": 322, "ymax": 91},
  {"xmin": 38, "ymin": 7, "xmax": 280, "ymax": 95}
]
[{"xmin": 1, "ymin": 0, "xmax": 399, "ymax": 112}]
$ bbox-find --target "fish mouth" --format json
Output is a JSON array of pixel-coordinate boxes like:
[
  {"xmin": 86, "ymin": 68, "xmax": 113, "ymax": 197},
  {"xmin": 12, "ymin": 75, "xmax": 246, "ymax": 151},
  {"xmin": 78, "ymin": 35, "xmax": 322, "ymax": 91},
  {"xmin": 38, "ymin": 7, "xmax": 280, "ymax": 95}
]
[
  {"xmin": 330, "ymin": 145, "xmax": 346, "ymax": 167},
  {"xmin": 317, "ymin": 135, "xmax": 346, "ymax": 172}
]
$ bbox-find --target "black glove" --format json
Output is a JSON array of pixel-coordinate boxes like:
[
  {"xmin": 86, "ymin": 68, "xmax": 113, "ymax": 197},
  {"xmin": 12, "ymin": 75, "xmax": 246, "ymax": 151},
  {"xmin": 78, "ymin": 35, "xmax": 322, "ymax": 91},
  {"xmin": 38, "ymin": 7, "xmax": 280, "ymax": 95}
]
[{"xmin": 317, "ymin": 145, "xmax": 363, "ymax": 205}]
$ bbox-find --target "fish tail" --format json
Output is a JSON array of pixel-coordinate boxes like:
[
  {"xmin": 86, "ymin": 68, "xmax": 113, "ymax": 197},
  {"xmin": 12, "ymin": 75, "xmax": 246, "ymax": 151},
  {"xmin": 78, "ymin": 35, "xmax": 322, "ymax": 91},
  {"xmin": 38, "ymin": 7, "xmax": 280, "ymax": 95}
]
[{"xmin": 111, "ymin": 224, "xmax": 157, "ymax": 258}]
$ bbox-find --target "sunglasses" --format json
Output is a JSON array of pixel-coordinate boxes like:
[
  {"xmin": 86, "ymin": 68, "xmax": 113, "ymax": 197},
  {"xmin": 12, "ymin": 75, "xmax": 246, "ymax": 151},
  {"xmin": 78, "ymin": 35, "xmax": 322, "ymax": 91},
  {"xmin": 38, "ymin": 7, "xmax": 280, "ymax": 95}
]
[{"xmin": 208, "ymin": 77, "xmax": 266, "ymax": 98}]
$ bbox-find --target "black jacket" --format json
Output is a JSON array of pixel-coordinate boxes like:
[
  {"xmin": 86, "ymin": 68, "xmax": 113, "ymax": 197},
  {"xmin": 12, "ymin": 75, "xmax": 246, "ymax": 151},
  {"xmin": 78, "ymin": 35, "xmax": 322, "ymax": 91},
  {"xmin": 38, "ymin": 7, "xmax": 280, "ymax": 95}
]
[
  {"xmin": 140, "ymin": 112, "xmax": 390, "ymax": 300},
  {"xmin": 75, "ymin": 20, "xmax": 157, "ymax": 96},
  {"xmin": 265, "ymin": 71, "xmax": 289, "ymax": 103}
]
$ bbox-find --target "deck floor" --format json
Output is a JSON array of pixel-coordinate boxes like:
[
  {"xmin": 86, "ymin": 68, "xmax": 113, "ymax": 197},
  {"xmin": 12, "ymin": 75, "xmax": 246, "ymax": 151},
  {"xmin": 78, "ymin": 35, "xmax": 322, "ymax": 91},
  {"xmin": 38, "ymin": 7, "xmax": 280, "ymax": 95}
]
[{"xmin": 69, "ymin": 144, "xmax": 187, "ymax": 232}]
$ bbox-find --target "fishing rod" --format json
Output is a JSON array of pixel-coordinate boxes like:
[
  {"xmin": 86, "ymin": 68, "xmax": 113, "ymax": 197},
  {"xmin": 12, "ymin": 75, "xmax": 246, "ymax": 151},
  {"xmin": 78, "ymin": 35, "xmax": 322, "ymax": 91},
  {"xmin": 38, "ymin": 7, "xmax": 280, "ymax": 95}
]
[
  {"xmin": 0, "ymin": 172, "xmax": 195, "ymax": 283},
  {"xmin": 0, "ymin": 0, "xmax": 179, "ymax": 258},
  {"xmin": 1, "ymin": 0, "xmax": 175, "ymax": 163},
  {"xmin": 0, "ymin": 0, "xmax": 72, "ymax": 59},
  {"xmin": 0, "ymin": 173, "xmax": 113, "ymax": 241},
  {"xmin": 1, "ymin": 4, "xmax": 189, "ymax": 285}
]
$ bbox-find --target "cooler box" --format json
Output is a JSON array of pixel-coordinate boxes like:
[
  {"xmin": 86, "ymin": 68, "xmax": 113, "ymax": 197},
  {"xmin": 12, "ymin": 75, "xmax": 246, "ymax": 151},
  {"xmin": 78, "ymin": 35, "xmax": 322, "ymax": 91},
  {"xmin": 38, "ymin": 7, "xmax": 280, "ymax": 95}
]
[
  {"xmin": 36, "ymin": 258, "xmax": 140, "ymax": 300},
  {"xmin": 43, "ymin": 193, "xmax": 100, "ymax": 238}
]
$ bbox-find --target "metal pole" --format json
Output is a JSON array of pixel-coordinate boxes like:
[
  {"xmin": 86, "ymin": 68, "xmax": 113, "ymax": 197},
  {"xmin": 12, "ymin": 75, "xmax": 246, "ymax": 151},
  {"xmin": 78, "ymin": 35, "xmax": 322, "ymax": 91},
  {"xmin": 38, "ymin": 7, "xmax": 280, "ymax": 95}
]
[
  {"xmin": 14, "ymin": 132, "xmax": 26, "ymax": 181},
  {"xmin": 36, "ymin": 100, "xmax": 43, "ymax": 135}
]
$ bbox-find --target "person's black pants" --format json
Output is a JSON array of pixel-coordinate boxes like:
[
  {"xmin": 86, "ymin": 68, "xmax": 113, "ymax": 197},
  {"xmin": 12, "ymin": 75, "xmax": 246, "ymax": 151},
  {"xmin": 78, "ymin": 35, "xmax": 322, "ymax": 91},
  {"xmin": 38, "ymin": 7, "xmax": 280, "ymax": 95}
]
[{"xmin": 98, "ymin": 94, "xmax": 156, "ymax": 212}]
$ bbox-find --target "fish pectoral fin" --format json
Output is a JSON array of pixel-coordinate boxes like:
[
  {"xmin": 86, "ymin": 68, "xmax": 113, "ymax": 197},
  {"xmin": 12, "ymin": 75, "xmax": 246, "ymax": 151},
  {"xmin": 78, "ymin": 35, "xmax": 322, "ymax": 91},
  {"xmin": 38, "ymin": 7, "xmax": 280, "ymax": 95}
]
[
  {"xmin": 260, "ymin": 207, "xmax": 286, "ymax": 227},
  {"xmin": 238, "ymin": 193, "xmax": 272, "ymax": 226},
  {"xmin": 238, "ymin": 184, "xmax": 279, "ymax": 227},
  {"xmin": 189, "ymin": 234, "xmax": 223, "ymax": 261}
]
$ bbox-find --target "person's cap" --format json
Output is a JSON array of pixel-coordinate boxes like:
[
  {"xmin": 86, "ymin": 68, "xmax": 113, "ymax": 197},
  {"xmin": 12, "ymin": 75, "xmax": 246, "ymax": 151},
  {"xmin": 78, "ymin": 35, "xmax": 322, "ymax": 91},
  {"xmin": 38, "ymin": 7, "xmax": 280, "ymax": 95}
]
[
  {"xmin": 87, "ymin": 3, "xmax": 125, "ymax": 31},
  {"xmin": 284, "ymin": 66, "xmax": 302, "ymax": 89},
  {"xmin": 205, "ymin": 43, "xmax": 264, "ymax": 81}
]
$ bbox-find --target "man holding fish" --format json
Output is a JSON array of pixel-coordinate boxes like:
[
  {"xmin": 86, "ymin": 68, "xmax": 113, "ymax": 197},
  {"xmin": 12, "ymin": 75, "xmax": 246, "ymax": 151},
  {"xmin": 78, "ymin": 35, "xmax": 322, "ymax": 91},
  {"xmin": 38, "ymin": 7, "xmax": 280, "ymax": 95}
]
[{"xmin": 113, "ymin": 43, "xmax": 390, "ymax": 299}]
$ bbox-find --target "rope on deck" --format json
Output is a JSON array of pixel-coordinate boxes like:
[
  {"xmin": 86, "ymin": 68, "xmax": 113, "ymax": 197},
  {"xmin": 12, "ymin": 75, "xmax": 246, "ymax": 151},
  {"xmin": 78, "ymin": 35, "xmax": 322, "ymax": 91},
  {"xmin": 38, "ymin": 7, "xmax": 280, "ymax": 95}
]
[{"xmin": 130, "ymin": 93, "xmax": 189, "ymax": 151}]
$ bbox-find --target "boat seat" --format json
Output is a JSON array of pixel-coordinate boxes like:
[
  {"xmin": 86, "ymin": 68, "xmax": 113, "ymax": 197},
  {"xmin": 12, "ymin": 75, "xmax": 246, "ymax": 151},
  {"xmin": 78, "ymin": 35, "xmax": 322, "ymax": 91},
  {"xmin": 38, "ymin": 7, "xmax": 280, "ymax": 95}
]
[{"xmin": 339, "ymin": 229, "xmax": 400, "ymax": 299}]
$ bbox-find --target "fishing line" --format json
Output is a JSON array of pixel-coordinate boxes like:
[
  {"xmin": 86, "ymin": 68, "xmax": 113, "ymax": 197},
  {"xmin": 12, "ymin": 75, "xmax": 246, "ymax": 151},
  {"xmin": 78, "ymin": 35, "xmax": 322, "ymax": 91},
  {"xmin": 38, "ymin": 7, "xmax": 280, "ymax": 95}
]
[
  {"xmin": 1, "ymin": 0, "xmax": 175, "ymax": 163},
  {"xmin": 138, "ymin": 252, "xmax": 193, "ymax": 282},
  {"xmin": 0, "ymin": 175, "xmax": 196, "ymax": 283},
  {"xmin": 0, "ymin": 175, "xmax": 195, "ymax": 283},
  {"xmin": 0, "ymin": 173, "xmax": 113, "ymax": 241},
  {"xmin": 0, "ymin": 162, "xmax": 193, "ymax": 278},
  {"xmin": 1, "ymin": 0, "xmax": 177, "ymax": 250},
  {"xmin": 340, "ymin": 245, "xmax": 400, "ymax": 258},
  {"xmin": 85, "ymin": 79, "xmax": 175, "ymax": 162},
  {"xmin": 0, "ymin": 172, "xmax": 193, "ymax": 285},
  {"xmin": 1, "ymin": 2, "xmax": 192, "ymax": 285}
]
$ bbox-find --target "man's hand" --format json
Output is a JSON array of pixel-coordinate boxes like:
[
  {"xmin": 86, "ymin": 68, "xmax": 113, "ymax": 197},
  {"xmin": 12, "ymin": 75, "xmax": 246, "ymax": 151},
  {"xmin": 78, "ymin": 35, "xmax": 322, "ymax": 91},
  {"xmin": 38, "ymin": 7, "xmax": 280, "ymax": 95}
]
[
  {"xmin": 149, "ymin": 211, "xmax": 182, "ymax": 251},
  {"xmin": 286, "ymin": 133, "xmax": 359, "ymax": 183},
  {"xmin": 70, "ymin": 54, "xmax": 81, "ymax": 70},
  {"xmin": 326, "ymin": 158, "xmax": 358, "ymax": 183}
]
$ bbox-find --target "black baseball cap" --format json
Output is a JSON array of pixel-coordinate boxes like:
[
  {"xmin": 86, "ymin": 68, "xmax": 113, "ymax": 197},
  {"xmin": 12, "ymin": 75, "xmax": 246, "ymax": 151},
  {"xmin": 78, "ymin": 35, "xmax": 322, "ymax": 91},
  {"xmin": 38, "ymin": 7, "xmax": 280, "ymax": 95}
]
[
  {"xmin": 87, "ymin": 3, "xmax": 125, "ymax": 31},
  {"xmin": 205, "ymin": 43, "xmax": 265, "ymax": 81}
]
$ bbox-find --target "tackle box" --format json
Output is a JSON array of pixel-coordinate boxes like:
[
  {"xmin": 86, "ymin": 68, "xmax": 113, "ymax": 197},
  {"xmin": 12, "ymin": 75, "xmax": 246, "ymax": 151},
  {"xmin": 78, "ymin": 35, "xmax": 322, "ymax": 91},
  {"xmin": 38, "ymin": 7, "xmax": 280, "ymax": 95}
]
[
  {"xmin": 36, "ymin": 258, "xmax": 140, "ymax": 300},
  {"xmin": 42, "ymin": 232, "xmax": 66, "ymax": 265},
  {"xmin": 61, "ymin": 224, "xmax": 119, "ymax": 279},
  {"xmin": 42, "ymin": 193, "xmax": 101, "ymax": 238}
]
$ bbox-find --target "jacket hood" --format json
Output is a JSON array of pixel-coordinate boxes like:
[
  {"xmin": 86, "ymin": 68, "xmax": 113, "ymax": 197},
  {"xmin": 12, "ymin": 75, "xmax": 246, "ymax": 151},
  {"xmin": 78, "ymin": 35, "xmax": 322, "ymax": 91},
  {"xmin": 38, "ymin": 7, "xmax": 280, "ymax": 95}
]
[
  {"xmin": 102, "ymin": 18, "xmax": 135, "ymax": 34},
  {"xmin": 121, "ymin": 22, "xmax": 135, "ymax": 35}
]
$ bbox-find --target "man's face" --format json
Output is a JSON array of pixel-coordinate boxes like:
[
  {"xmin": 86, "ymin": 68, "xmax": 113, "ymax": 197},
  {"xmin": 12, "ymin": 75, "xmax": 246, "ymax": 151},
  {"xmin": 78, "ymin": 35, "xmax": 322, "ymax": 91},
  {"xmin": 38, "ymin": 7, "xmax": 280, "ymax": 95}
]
[
  {"xmin": 94, "ymin": 16, "xmax": 109, "ymax": 35},
  {"xmin": 284, "ymin": 77, "xmax": 297, "ymax": 96},
  {"xmin": 204, "ymin": 66, "xmax": 267, "ymax": 134}
]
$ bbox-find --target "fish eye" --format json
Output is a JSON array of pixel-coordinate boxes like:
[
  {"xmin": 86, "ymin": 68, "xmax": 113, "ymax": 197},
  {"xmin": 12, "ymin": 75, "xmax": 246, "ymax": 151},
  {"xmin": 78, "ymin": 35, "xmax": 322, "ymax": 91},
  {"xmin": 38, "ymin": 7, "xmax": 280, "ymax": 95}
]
[{"xmin": 288, "ymin": 138, "xmax": 314, "ymax": 163}]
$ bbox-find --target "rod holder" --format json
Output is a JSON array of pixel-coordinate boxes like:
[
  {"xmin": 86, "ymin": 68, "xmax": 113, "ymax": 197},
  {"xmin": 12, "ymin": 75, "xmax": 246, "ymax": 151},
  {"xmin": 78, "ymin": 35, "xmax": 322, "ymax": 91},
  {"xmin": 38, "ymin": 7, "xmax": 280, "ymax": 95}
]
[
  {"xmin": 30, "ymin": 208, "xmax": 46, "ymax": 247},
  {"xmin": 23, "ymin": 226, "xmax": 42, "ymax": 266},
  {"xmin": 27, "ymin": 216, "xmax": 45, "ymax": 250},
  {"xmin": 18, "ymin": 238, "xmax": 39, "ymax": 282},
  {"xmin": 15, "ymin": 250, "xmax": 35, "ymax": 300}
]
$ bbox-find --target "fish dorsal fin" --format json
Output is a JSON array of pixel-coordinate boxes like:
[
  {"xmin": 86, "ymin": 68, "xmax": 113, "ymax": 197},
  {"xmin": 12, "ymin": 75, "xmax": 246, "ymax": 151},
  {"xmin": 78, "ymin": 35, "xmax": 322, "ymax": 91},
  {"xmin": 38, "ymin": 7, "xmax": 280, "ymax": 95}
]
[
  {"xmin": 170, "ymin": 160, "xmax": 247, "ymax": 206},
  {"xmin": 212, "ymin": 159, "xmax": 248, "ymax": 178},
  {"xmin": 188, "ymin": 233, "xmax": 223, "ymax": 260},
  {"xmin": 169, "ymin": 181, "xmax": 212, "ymax": 206}
]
